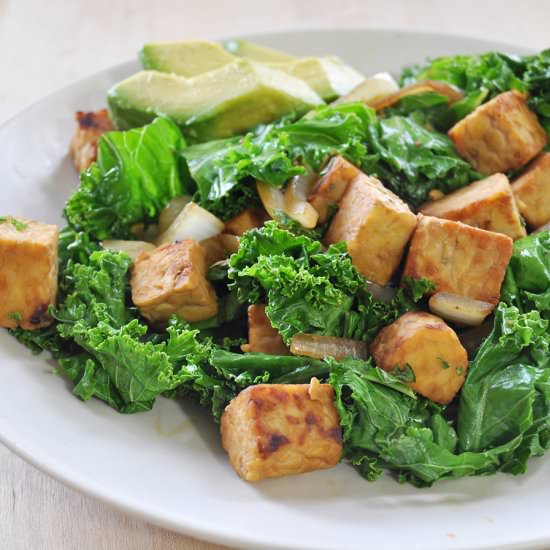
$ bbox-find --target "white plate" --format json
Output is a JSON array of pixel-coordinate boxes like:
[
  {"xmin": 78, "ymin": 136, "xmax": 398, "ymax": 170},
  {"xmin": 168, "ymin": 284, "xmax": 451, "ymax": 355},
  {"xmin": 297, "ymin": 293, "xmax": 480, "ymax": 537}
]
[{"xmin": 0, "ymin": 29, "xmax": 547, "ymax": 550}]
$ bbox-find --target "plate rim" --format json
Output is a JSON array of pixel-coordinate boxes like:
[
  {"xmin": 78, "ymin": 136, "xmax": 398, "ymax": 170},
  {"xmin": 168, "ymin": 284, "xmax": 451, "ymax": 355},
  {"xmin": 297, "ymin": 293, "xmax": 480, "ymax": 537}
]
[{"xmin": 0, "ymin": 27, "xmax": 543, "ymax": 550}]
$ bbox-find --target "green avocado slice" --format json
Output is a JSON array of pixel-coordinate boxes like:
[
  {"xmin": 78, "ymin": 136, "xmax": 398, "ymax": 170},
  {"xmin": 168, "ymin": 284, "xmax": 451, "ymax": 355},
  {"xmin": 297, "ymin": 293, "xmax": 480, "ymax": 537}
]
[
  {"xmin": 107, "ymin": 59, "xmax": 324, "ymax": 142},
  {"xmin": 140, "ymin": 40, "xmax": 235, "ymax": 77},
  {"xmin": 223, "ymin": 39, "xmax": 296, "ymax": 62},
  {"xmin": 266, "ymin": 56, "xmax": 365, "ymax": 101},
  {"xmin": 139, "ymin": 41, "xmax": 364, "ymax": 102}
]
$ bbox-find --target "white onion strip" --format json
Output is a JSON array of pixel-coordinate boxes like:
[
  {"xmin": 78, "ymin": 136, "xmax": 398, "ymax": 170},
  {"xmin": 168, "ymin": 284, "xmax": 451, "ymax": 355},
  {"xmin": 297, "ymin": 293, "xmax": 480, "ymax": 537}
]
[
  {"xmin": 158, "ymin": 195, "xmax": 192, "ymax": 234},
  {"xmin": 257, "ymin": 179, "xmax": 319, "ymax": 229},
  {"xmin": 102, "ymin": 240, "xmax": 155, "ymax": 261},
  {"xmin": 290, "ymin": 333, "xmax": 368, "ymax": 361},
  {"xmin": 429, "ymin": 292, "xmax": 494, "ymax": 326},
  {"xmin": 155, "ymin": 202, "xmax": 224, "ymax": 245}
]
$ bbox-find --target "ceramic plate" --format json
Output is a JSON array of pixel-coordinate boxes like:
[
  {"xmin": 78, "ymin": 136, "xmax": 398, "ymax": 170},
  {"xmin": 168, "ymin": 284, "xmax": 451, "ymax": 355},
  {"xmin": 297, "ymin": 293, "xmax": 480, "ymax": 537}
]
[{"xmin": 0, "ymin": 29, "xmax": 547, "ymax": 550}]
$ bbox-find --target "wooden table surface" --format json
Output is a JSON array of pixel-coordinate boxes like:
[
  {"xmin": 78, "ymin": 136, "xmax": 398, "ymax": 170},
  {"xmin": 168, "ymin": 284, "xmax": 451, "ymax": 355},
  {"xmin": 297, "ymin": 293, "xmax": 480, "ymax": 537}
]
[{"xmin": 1, "ymin": 1, "xmax": 549, "ymax": 548}]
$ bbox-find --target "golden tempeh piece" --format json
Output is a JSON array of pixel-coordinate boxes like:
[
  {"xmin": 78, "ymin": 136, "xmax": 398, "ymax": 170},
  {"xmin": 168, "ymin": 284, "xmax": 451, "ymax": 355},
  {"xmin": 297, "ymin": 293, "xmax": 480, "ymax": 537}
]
[
  {"xmin": 224, "ymin": 208, "xmax": 268, "ymax": 236},
  {"xmin": 512, "ymin": 153, "xmax": 550, "ymax": 229},
  {"xmin": 308, "ymin": 155, "xmax": 361, "ymax": 223},
  {"xmin": 241, "ymin": 304, "xmax": 290, "ymax": 355},
  {"xmin": 200, "ymin": 233, "xmax": 240, "ymax": 266},
  {"xmin": 420, "ymin": 173, "xmax": 526, "ymax": 240},
  {"xmin": 402, "ymin": 215, "xmax": 512, "ymax": 306},
  {"xmin": 69, "ymin": 109, "xmax": 113, "ymax": 172},
  {"xmin": 324, "ymin": 173, "xmax": 417, "ymax": 285},
  {"xmin": 131, "ymin": 240, "xmax": 218, "ymax": 323},
  {"xmin": 448, "ymin": 91, "xmax": 546, "ymax": 174},
  {"xmin": 371, "ymin": 311, "xmax": 468, "ymax": 404},
  {"xmin": 221, "ymin": 379, "xmax": 342, "ymax": 481},
  {"xmin": 0, "ymin": 217, "xmax": 58, "ymax": 330}
]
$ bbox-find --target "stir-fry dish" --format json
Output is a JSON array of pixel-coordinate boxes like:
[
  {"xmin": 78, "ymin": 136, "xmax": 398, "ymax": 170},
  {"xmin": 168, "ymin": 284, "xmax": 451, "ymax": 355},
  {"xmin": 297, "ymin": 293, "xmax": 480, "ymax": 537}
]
[{"xmin": 3, "ymin": 40, "xmax": 550, "ymax": 487}]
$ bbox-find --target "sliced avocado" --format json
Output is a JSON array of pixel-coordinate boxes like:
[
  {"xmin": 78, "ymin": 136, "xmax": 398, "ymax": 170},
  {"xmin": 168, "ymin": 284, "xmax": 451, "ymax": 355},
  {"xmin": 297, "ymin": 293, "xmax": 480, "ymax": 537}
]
[
  {"xmin": 107, "ymin": 59, "xmax": 324, "ymax": 143},
  {"xmin": 141, "ymin": 41, "xmax": 363, "ymax": 102},
  {"xmin": 224, "ymin": 39, "xmax": 296, "ymax": 63},
  {"xmin": 140, "ymin": 40, "xmax": 236, "ymax": 77},
  {"xmin": 266, "ymin": 56, "xmax": 365, "ymax": 102}
]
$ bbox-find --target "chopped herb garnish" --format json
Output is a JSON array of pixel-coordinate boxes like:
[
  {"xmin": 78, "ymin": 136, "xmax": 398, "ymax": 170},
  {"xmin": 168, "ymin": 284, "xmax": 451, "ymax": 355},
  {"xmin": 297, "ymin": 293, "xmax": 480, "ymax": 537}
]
[
  {"xmin": 438, "ymin": 357, "xmax": 451, "ymax": 369},
  {"xmin": 0, "ymin": 216, "xmax": 28, "ymax": 231},
  {"xmin": 456, "ymin": 367, "xmax": 464, "ymax": 376},
  {"xmin": 10, "ymin": 218, "xmax": 28, "ymax": 231},
  {"xmin": 8, "ymin": 311, "xmax": 23, "ymax": 323},
  {"xmin": 392, "ymin": 363, "xmax": 416, "ymax": 383}
]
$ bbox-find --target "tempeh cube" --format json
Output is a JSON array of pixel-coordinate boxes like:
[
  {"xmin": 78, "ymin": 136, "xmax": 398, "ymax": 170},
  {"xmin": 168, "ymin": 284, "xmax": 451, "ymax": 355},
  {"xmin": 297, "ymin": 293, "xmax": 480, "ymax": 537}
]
[
  {"xmin": 308, "ymin": 155, "xmax": 361, "ymax": 223},
  {"xmin": 420, "ymin": 173, "xmax": 526, "ymax": 240},
  {"xmin": 402, "ymin": 215, "xmax": 512, "ymax": 306},
  {"xmin": 224, "ymin": 208, "xmax": 268, "ymax": 236},
  {"xmin": 324, "ymin": 174, "xmax": 417, "ymax": 285},
  {"xmin": 69, "ymin": 109, "xmax": 113, "ymax": 172},
  {"xmin": 448, "ymin": 91, "xmax": 546, "ymax": 174},
  {"xmin": 512, "ymin": 153, "xmax": 550, "ymax": 229},
  {"xmin": 131, "ymin": 240, "xmax": 218, "ymax": 323},
  {"xmin": 0, "ymin": 217, "xmax": 58, "ymax": 330},
  {"xmin": 241, "ymin": 304, "xmax": 290, "ymax": 355},
  {"xmin": 221, "ymin": 379, "xmax": 342, "ymax": 481},
  {"xmin": 371, "ymin": 311, "xmax": 468, "ymax": 404}
]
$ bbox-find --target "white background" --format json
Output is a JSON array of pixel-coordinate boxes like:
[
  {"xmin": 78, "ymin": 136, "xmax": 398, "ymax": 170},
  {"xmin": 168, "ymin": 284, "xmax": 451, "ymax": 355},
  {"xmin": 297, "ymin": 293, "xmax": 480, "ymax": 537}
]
[{"xmin": 1, "ymin": 0, "xmax": 549, "ymax": 548}]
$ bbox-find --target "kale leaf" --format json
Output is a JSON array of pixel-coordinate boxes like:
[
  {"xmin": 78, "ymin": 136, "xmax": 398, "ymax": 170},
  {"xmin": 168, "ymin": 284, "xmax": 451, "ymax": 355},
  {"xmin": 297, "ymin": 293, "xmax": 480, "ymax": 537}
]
[
  {"xmin": 401, "ymin": 49, "xmax": 550, "ymax": 135},
  {"xmin": 382, "ymin": 90, "xmax": 489, "ymax": 131},
  {"xmin": 362, "ymin": 115, "xmax": 481, "ymax": 206},
  {"xmin": 182, "ymin": 103, "xmax": 375, "ymax": 218},
  {"xmin": 65, "ymin": 117, "xmax": 188, "ymax": 239},
  {"xmin": 501, "ymin": 230, "xmax": 550, "ymax": 320},
  {"xmin": 457, "ymin": 304, "xmax": 550, "ymax": 474},
  {"xmin": 330, "ymin": 230, "xmax": 550, "ymax": 486},
  {"xmin": 402, "ymin": 51, "xmax": 524, "ymax": 96},
  {"xmin": 330, "ymin": 357, "xmax": 524, "ymax": 486}
]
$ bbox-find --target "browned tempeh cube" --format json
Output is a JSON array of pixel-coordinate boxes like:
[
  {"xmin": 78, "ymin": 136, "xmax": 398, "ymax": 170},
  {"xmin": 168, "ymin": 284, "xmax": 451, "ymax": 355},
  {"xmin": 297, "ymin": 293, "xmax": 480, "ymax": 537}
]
[
  {"xmin": 512, "ymin": 153, "xmax": 550, "ymax": 229},
  {"xmin": 221, "ymin": 379, "xmax": 342, "ymax": 481},
  {"xmin": 371, "ymin": 311, "xmax": 468, "ymax": 404},
  {"xmin": 448, "ymin": 91, "xmax": 546, "ymax": 174},
  {"xmin": 131, "ymin": 240, "xmax": 218, "ymax": 323},
  {"xmin": 224, "ymin": 208, "xmax": 268, "ymax": 236},
  {"xmin": 0, "ymin": 217, "xmax": 58, "ymax": 330},
  {"xmin": 69, "ymin": 109, "xmax": 113, "ymax": 172},
  {"xmin": 324, "ymin": 173, "xmax": 417, "ymax": 285},
  {"xmin": 241, "ymin": 304, "xmax": 290, "ymax": 355},
  {"xmin": 308, "ymin": 155, "xmax": 361, "ymax": 223},
  {"xmin": 420, "ymin": 173, "xmax": 526, "ymax": 240},
  {"xmin": 402, "ymin": 215, "xmax": 512, "ymax": 306}
]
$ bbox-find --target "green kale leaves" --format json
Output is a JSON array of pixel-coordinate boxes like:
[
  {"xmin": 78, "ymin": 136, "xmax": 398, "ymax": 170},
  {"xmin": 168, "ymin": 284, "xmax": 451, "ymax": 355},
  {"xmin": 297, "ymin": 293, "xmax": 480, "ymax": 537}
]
[
  {"xmin": 502, "ymin": 230, "xmax": 550, "ymax": 320},
  {"xmin": 63, "ymin": 102, "xmax": 480, "ymax": 226},
  {"xmin": 65, "ymin": 117, "xmax": 188, "ymax": 239},
  {"xmin": 184, "ymin": 100, "xmax": 481, "ymax": 212},
  {"xmin": 53, "ymin": 249, "xmax": 201, "ymax": 412},
  {"xmin": 457, "ymin": 305, "xmax": 550, "ymax": 465},
  {"xmin": 362, "ymin": 115, "xmax": 481, "ymax": 206},
  {"xmin": 330, "ymin": 356, "xmax": 522, "ymax": 486},
  {"xmin": 12, "ymin": 231, "xmax": 342, "ymax": 419},
  {"xmin": 401, "ymin": 50, "xmax": 550, "ymax": 135},
  {"xmin": 182, "ymin": 103, "xmax": 375, "ymax": 219},
  {"xmin": 330, "ymin": 231, "xmax": 550, "ymax": 486},
  {"xmin": 401, "ymin": 52, "xmax": 525, "ymax": 103}
]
